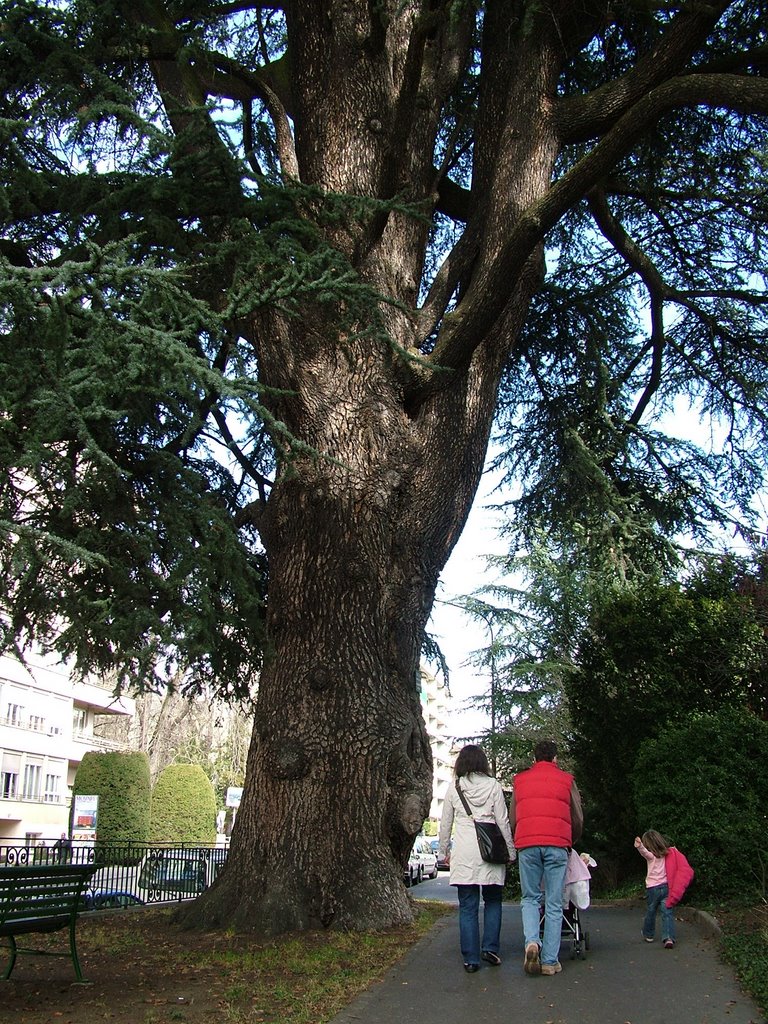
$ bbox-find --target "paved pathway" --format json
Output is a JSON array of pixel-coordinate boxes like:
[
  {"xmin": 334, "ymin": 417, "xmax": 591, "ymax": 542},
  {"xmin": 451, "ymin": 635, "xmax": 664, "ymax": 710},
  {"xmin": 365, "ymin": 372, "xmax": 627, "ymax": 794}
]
[{"xmin": 330, "ymin": 898, "xmax": 765, "ymax": 1024}]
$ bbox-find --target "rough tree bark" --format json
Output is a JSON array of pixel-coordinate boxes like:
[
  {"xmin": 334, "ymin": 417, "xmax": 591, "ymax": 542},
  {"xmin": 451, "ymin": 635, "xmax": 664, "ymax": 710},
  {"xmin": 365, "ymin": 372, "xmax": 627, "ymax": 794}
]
[
  {"xmin": 176, "ymin": 0, "xmax": 562, "ymax": 934},
  {"xmin": 141, "ymin": 0, "xmax": 756, "ymax": 933}
]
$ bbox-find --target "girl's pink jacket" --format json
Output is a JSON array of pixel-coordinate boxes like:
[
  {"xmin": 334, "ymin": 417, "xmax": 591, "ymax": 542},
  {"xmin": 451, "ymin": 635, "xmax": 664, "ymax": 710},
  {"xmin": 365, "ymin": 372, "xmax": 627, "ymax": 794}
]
[{"xmin": 665, "ymin": 847, "xmax": 694, "ymax": 907}]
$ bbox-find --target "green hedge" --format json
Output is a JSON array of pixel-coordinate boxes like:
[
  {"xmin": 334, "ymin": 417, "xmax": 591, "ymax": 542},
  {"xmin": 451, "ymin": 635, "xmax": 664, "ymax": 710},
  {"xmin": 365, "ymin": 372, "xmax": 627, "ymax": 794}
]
[
  {"xmin": 72, "ymin": 750, "xmax": 151, "ymax": 845},
  {"xmin": 632, "ymin": 708, "xmax": 768, "ymax": 901},
  {"xmin": 149, "ymin": 763, "xmax": 217, "ymax": 845}
]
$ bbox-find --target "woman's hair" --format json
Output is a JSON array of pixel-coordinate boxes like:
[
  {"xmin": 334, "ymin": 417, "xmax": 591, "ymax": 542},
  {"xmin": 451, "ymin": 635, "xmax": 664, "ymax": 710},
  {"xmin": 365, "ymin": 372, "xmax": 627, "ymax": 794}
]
[
  {"xmin": 454, "ymin": 744, "xmax": 491, "ymax": 778},
  {"xmin": 641, "ymin": 830, "xmax": 670, "ymax": 858}
]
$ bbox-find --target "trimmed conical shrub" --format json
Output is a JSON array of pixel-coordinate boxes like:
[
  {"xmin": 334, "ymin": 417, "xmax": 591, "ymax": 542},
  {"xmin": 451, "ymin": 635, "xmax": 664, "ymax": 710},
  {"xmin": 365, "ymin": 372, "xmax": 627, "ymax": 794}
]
[
  {"xmin": 72, "ymin": 751, "xmax": 151, "ymax": 844},
  {"xmin": 149, "ymin": 763, "xmax": 217, "ymax": 845}
]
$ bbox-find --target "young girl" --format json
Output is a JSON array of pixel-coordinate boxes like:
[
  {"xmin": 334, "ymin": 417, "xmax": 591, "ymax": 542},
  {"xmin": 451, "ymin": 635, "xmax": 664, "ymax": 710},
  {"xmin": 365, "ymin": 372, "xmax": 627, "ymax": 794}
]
[{"xmin": 633, "ymin": 830, "xmax": 694, "ymax": 948}]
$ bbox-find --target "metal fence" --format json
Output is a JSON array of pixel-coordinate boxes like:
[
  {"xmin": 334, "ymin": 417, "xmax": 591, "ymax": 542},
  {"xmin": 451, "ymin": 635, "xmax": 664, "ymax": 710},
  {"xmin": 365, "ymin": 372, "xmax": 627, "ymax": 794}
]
[{"xmin": 0, "ymin": 841, "xmax": 229, "ymax": 910}]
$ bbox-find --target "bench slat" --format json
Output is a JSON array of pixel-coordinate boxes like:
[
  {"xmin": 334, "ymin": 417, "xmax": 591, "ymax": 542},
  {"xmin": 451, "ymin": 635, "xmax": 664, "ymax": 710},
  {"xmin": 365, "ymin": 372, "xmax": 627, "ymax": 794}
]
[{"xmin": 0, "ymin": 864, "xmax": 96, "ymax": 982}]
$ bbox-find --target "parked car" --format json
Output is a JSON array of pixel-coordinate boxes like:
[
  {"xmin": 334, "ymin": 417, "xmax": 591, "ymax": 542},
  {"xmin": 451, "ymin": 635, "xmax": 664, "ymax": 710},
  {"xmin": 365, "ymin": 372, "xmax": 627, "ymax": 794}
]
[
  {"xmin": 413, "ymin": 837, "xmax": 438, "ymax": 880},
  {"xmin": 86, "ymin": 888, "xmax": 145, "ymax": 910},
  {"xmin": 403, "ymin": 846, "xmax": 423, "ymax": 887},
  {"xmin": 437, "ymin": 839, "xmax": 452, "ymax": 871},
  {"xmin": 137, "ymin": 849, "xmax": 210, "ymax": 898}
]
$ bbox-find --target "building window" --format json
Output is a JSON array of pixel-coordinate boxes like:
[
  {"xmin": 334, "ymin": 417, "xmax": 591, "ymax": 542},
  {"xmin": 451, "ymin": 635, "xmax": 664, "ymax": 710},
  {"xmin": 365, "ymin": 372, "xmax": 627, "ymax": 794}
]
[
  {"xmin": 29, "ymin": 714, "xmax": 46, "ymax": 732},
  {"xmin": 44, "ymin": 773, "xmax": 61, "ymax": 803},
  {"xmin": 22, "ymin": 763, "xmax": 41, "ymax": 800},
  {"xmin": 73, "ymin": 707, "xmax": 87, "ymax": 736},
  {"xmin": 1, "ymin": 751, "xmax": 21, "ymax": 799},
  {"xmin": 5, "ymin": 703, "xmax": 24, "ymax": 727},
  {"xmin": 1, "ymin": 771, "xmax": 18, "ymax": 799}
]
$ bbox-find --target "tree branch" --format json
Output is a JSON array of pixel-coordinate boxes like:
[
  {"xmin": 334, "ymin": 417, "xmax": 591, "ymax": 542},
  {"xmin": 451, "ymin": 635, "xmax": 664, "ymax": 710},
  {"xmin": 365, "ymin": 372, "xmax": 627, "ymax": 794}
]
[
  {"xmin": 693, "ymin": 43, "xmax": 768, "ymax": 77},
  {"xmin": 243, "ymin": 103, "xmax": 265, "ymax": 177},
  {"xmin": 415, "ymin": 72, "xmax": 768, "ymax": 390},
  {"xmin": 196, "ymin": 53, "xmax": 298, "ymax": 178},
  {"xmin": 202, "ymin": 52, "xmax": 293, "ymax": 115},
  {"xmin": 555, "ymin": 0, "xmax": 732, "ymax": 143},
  {"xmin": 416, "ymin": 220, "xmax": 481, "ymax": 341},
  {"xmin": 587, "ymin": 185, "xmax": 672, "ymax": 299},
  {"xmin": 435, "ymin": 173, "xmax": 473, "ymax": 223},
  {"xmin": 204, "ymin": 2, "xmax": 284, "ymax": 17},
  {"xmin": 210, "ymin": 407, "xmax": 272, "ymax": 503},
  {"xmin": 587, "ymin": 183, "xmax": 768, "ymax": 427}
]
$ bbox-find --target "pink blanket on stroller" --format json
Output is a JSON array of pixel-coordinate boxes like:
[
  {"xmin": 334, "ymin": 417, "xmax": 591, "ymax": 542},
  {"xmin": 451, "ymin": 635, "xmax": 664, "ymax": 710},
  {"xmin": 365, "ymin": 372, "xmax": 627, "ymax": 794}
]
[{"xmin": 564, "ymin": 849, "xmax": 594, "ymax": 909}]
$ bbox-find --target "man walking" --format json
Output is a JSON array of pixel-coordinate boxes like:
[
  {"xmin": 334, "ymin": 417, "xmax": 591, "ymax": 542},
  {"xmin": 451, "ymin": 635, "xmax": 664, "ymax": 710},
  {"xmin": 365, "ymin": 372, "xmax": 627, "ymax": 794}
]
[
  {"xmin": 510, "ymin": 739, "xmax": 583, "ymax": 976},
  {"xmin": 53, "ymin": 832, "xmax": 73, "ymax": 862}
]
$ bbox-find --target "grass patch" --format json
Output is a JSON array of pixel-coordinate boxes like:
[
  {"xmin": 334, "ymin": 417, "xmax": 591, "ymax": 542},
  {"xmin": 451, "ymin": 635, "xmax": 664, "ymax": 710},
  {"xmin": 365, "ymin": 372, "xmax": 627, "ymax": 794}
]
[
  {"xmin": 715, "ymin": 902, "xmax": 768, "ymax": 1019},
  {"xmin": 3, "ymin": 899, "xmax": 451, "ymax": 1024},
  {"xmin": 204, "ymin": 900, "xmax": 450, "ymax": 1024},
  {"xmin": 594, "ymin": 880, "xmax": 642, "ymax": 902}
]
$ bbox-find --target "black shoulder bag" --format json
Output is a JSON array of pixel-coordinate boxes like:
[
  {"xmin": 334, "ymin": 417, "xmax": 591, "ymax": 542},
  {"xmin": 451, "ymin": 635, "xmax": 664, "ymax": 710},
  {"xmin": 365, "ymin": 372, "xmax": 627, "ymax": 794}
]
[{"xmin": 455, "ymin": 779, "xmax": 510, "ymax": 865}]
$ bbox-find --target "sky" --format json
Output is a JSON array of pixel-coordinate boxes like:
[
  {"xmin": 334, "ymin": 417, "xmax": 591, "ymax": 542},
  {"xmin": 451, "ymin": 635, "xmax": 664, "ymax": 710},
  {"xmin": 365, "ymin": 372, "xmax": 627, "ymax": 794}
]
[{"xmin": 427, "ymin": 457, "xmax": 508, "ymax": 740}]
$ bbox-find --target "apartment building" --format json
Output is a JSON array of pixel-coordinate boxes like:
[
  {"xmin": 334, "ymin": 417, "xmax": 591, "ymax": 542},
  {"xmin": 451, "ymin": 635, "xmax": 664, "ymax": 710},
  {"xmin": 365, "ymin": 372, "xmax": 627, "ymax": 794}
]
[
  {"xmin": 419, "ymin": 668, "xmax": 455, "ymax": 826},
  {"xmin": 0, "ymin": 649, "xmax": 135, "ymax": 843}
]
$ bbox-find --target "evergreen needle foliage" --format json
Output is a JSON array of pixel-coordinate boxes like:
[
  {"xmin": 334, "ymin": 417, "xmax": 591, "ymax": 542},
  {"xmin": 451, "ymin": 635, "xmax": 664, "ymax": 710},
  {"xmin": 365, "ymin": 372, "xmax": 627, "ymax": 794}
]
[{"xmin": 2, "ymin": 0, "xmax": 768, "ymax": 704}]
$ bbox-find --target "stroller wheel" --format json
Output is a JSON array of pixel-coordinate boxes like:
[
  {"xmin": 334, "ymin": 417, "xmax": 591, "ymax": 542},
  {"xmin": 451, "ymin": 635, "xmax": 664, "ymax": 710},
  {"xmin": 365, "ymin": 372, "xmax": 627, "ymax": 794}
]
[{"xmin": 570, "ymin": 939, "xmax": 579, "ymax": 960}]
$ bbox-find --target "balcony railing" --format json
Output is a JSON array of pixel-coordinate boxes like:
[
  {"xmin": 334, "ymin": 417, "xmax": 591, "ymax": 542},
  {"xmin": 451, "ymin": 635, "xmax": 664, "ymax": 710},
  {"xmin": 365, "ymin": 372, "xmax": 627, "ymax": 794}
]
[
  {"xmin": 71, "ymin": 732, "xmax": 124, "ymax": 750},
  {"xmin": 0, "ymin": 841, "xmax": 229, "ymax": 909}
]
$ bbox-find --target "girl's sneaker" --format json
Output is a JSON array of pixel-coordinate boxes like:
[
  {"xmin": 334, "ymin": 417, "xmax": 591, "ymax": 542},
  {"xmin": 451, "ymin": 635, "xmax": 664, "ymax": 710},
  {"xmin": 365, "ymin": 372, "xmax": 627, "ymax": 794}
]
[{"xmin": 664, "ymin": 939, "xmax": 675, "ymax": 949}]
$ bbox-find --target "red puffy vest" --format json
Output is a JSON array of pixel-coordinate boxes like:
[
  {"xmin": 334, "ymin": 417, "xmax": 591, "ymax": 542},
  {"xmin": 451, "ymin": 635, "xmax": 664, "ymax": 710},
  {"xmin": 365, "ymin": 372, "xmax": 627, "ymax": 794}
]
[{"xmin": 513, "ymin": 760, "xmax": 574, "ymax": 849}]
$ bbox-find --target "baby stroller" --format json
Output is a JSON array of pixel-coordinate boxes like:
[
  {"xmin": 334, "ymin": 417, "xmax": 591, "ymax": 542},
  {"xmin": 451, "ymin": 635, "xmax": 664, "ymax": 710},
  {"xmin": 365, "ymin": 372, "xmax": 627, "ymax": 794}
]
[{"xmin": 540, "ymin": 850, "xmax": 595, "ymax": 960}]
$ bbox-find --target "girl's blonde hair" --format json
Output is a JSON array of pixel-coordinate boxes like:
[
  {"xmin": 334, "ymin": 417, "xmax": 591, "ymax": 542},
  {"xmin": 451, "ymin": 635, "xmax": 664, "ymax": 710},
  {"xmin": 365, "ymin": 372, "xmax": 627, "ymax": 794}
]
[{"xmin": 642, "ymin": 830, "xmax": 670, "ymax": 858}]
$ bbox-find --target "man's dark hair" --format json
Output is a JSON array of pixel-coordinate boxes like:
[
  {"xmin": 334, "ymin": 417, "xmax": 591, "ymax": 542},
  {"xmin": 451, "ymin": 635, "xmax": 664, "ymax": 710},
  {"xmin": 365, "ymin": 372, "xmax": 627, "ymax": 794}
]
[
  {"xmin": 454, "ymin": 744, "xmax": 491, "ymax": 778},
  {"xmin": 534, "ymin": 739, "xmax": 558, "ymax": 762}
]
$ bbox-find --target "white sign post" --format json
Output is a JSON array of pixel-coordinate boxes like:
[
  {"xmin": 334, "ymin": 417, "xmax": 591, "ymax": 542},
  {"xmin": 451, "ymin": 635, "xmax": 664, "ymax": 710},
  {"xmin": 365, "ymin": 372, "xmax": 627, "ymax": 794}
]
[
  {"xmin": 224, "ymin": 786, "xmax": 243, "ymax": 835},
  {"xmin": 225, "ymin": 787, "xmax": 243, "ymax": 808}
]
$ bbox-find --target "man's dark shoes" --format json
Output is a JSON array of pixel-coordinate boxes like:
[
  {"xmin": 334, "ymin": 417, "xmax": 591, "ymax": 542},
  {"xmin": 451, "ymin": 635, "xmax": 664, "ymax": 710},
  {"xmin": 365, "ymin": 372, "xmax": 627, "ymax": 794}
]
[
  {"xmin": 481, "ymin": 951, "xmax": 501, "ymax": 966},
  {"xmin": 463, "ymin": 963, "xmax": 480, "ymax": 973}
]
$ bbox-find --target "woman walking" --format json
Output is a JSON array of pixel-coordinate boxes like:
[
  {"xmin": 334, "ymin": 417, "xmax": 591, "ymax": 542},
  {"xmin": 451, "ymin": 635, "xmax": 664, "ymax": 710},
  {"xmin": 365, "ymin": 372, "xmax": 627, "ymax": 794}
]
[{"xmin": 438, "ymin": 744, "xmax": 515, "ymax": 972}]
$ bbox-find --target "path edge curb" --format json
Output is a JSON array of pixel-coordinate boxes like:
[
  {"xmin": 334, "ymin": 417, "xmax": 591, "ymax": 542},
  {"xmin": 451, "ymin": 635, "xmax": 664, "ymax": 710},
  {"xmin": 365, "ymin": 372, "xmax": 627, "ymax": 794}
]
[{"xmin": 676, "ymin": 906, "xmax": 722, "ymax": 939}]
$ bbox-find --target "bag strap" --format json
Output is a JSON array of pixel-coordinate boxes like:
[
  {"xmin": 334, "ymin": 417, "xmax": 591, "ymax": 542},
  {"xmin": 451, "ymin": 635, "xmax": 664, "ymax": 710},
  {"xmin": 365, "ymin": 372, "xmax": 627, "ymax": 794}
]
[{"xmin": 455, "ymin": 779, "xmax": 476, "ymax": 820}]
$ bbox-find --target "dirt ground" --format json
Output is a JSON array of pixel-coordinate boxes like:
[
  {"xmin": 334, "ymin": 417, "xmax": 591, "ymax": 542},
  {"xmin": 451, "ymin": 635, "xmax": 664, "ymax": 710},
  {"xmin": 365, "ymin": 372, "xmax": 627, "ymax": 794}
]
[
  {"xmin": 3, "ymin": 900, "xmax": 762, "ymax": 1024},
  {"xmin": 0, "ymin": 906, "xmax": 352, "ymax": 1024}
]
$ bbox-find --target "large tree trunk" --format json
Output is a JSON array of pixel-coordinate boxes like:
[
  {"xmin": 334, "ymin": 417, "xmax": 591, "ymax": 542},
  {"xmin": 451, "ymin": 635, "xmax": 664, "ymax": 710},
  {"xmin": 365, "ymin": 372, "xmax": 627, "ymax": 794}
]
[
  {"xmin": 179, "ymin": 0, "xmax": 560, "ymax": 935},
  {"xmin": 183, "ymin": 340, "xmax": 507, "ymax": 932}
]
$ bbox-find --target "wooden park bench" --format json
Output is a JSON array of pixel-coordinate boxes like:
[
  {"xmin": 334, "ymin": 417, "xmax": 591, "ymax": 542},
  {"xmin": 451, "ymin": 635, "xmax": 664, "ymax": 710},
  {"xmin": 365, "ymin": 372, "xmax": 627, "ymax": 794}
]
[{"xmin": 0, "ymin": 863, "xmax": 96, "ymax": 982}]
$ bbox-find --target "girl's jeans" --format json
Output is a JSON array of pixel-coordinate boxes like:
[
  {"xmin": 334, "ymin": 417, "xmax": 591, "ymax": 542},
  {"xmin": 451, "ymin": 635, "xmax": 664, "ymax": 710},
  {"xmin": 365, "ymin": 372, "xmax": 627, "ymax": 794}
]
[
  {"xmin": 643, "ymin": 882, "xmax": 675, "ymax": 942},
  {"xmin": 456, "ymin": 884, "xmax": 504, "ymax": 965}
]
